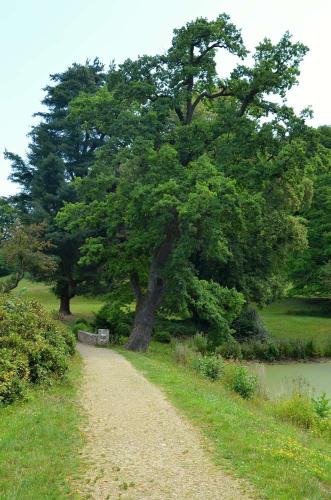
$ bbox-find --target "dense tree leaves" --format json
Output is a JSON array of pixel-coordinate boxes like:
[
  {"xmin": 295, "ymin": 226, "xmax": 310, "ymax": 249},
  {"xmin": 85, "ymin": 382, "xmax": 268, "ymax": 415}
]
[
  {"xmin": 0, "ymin": 223, "xmax": 56, "ymax": 293},
  {"xmin": 290, "ymin": 126, "xmax": 331, "ymax": 295}
]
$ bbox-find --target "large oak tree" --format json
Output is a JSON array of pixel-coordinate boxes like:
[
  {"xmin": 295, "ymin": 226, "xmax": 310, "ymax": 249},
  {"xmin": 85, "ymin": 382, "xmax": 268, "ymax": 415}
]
[{"xmin": 58, "ymin": 14, "xmax": 318, "ymax": 350}]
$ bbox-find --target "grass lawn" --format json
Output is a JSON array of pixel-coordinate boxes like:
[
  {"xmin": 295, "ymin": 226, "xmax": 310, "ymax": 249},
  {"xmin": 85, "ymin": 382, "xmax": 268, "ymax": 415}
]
[
  {"xmin": 119, "ymin": 343, "xmax": 331, "ymax": 500},
  {"xmin": 12, "ymin": 278, "xmax": 104, "ymax": 319},
  {"xmin": 0, "ymin": 354, "xmax": 84, "ymax": 499},
  {"xmin": 260, "ymin": 297, "xmax": 331, "ymax": 348}
]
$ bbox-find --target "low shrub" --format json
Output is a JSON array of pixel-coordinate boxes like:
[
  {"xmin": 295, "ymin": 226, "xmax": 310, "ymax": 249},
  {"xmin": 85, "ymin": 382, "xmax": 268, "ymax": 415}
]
[
  {"xmin": 272, "ymin": 388, "xmax": 331, "ymax": 440},
  {"xmin": 0, "ymin": 294, "xmax": 75, "ymax": 404},
  {"xmin": 193, "ymin": 355, "xmax": 224, "ymax": 381},
  {"xmin": 273, "ymin": 394, "xmax": 316, "ymax": 429},
  {"xmin": 189, "ymin": 333, "xmax": 209, "ymax": 355},
  {"xmin": 223, "ymin": 364, "xmax": 258, "ymax": 399}
]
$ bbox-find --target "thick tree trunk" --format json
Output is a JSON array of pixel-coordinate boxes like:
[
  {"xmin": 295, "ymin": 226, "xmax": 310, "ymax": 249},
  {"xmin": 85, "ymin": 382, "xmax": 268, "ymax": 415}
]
[
  {"xmin": 124, "ymin": 296, "xmax": 160, "ymax": 352},
  {"xmin": 125, "ymin": 215, "xmax": 180, "ymax": 352},
  {"xmin": 59, "ymin": 292, "xmax": 71, "ymax": 316},
  {"xmin": 58, "ymin": 277, "xmax": 76, "ymax": 316}
]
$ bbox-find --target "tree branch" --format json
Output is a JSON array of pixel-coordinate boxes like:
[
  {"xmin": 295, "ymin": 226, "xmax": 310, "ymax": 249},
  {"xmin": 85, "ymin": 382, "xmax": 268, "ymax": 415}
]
[
  {"xmin": 194, "ymin": 42, "xmax": 227, "ymax": 64},
  {"xmin": 175, "ymin": 106, "xmax": 185, "ymax": 123},
  {"xmin": 238, "ymin": 88, "xmax": 259, "ymax": 117},
  {"xmin": 187, "ymin": 87, "xmax": 234, "ymax": 123}
]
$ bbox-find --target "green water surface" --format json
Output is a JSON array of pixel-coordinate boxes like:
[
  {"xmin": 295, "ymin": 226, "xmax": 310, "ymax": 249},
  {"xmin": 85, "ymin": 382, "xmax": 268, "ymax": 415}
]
[{"xmin": 259, "ymin": 361, "xmax": 331, "ymax": 398}]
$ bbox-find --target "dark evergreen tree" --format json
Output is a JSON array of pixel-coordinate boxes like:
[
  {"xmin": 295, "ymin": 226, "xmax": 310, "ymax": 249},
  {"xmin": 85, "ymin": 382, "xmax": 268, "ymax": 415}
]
[{"xmin": 5, "ymin": 59, "xmax": 106, "ymax": 314}]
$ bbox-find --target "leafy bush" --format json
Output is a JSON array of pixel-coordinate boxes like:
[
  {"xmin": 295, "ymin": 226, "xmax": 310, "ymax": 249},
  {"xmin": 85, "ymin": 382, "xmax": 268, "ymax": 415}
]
[
  {"xmin": 312, "ymin": 393, "xmax": 330, "ymax": 418},
  {"xmin": 153, "ymin": 330, "xmax": 171, "ymax": 343},
  {"xmin": 232, "ymin": 306, "xmax": 269, "ymax": 341},
  {"xmin": 216, "ymin": 338, "xmax": 242, "ymax": 360},
  {"xmin": 0, "ymin": 348, "xmax": 29, "ymax": 404},
  {"xmin": 273, "ymin": 394, "xmax": 316, "ymax": 429},
  {"xmin": 0, "ymin": 294, "xmax": 75, "ymax": 404},
  {"xmin": 193, "ymin": 355, "xmax": 224, "ymax": 381},
  {"xmin": 189, "ymin": 333, "xmax": 209, "ymax": 355},
  {"xmin": 93, "ymin": 301, "xmax": 133, "ymax": 343},
  {"xmin": 172, "ymin": 342, "xmax": 193, "ymax": 366},
  {"xmin": 223, "ymin": 364, "xmax": 258, "ymax": 399}
]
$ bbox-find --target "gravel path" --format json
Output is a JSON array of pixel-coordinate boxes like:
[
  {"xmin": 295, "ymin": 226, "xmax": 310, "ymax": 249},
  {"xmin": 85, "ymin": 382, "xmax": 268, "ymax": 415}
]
[{"xmin": 77, "ymin": 343, "xmax": 250, "ymax": 499}]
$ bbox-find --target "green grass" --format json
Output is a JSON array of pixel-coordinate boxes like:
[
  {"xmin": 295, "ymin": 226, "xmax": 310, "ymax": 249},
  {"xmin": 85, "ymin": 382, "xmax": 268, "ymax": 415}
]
[
  {"xmin": 0, "ymin": 354, "xmax": 84, "ymax": 499},
  {"xmin": 13, "ymin": 278, "xmax": 103, "ymax": 320},
  {"xmin": 260, "ymin": 297, "xmax": 331, "ymax": 348},
  {"xmin": 119, "ymin": 343, "xmax": 331, "ymax": 499}
]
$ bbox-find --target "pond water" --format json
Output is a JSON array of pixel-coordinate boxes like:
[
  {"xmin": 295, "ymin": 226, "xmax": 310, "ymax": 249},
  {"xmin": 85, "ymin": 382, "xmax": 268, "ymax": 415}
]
[{"xmin": 250, "ymin": 361, "xmax": 331, "ymax": 399}]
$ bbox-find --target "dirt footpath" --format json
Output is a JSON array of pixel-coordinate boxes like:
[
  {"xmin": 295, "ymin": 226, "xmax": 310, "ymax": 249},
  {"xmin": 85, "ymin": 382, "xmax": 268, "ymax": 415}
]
[{"xmin": 76, "ymin": 343, "xmax": 250, "ymax": 499}]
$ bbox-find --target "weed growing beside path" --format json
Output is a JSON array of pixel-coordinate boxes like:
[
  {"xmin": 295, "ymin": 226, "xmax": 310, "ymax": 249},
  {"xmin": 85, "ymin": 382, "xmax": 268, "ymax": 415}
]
[
  {"xmin": 0, "ymin": 354, "xmax": 83, "ymax": 499},
  {"xmin": 119, "ymin": 343, "xmax": 331, "ymax": 499}
]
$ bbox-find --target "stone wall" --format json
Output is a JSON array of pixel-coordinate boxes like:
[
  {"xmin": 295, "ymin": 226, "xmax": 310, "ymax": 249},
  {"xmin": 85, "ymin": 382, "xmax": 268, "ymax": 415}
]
[{"xmin": 78, "ymin": 329, "xmax": 110, "ymax": 346}]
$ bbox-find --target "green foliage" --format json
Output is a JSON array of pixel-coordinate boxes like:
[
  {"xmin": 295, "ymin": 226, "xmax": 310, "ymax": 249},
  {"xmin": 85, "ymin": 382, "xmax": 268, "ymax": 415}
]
[
  {"xmin": 289, "ymin": 126, "xmax": 331, "ymax": 295},
  {"xmin": 93, "ymin": 300, "xmax": 133, "ymax": 343},
  {"xmin": 0, "ymin": 223, "xmax": 56, "ymax": 293},
  {"xmin": 189, "ymin": 279, "xmax": 244, "ymax": 343},
  {"xmin": 312, "ymin": 393, "xmax": 330, "ymax": 419},
  {"xmin": 0, "ymin": 294, "xmax": 74, "ymax": 404},
  {"xmin": 0, "ymin": 197, "xmax": 17, "ymax": 242},
  {"xmin": 223, "ymin": 364, "xmax": 258, "ymax": 399},
  {"xmin": 71, "ymin": 320, "xmax": 91, "ymax": 338},
  {"xmin": 193, "ymin": 354, "xmax": 224, "ymax": 381}
]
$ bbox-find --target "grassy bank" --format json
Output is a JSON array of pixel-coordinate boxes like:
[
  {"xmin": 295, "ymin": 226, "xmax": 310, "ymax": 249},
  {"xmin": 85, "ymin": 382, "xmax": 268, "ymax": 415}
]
[
  {"xmin": 119, "ymin": 343, "xmax": 331, "ymax": 499},
  {"xmin": 260, "ymin": 298, "xmax": 331, "ymax": 349},
  {"xmin": 0, "ymin": 354, "xmax": 83, "ymax": 499}
]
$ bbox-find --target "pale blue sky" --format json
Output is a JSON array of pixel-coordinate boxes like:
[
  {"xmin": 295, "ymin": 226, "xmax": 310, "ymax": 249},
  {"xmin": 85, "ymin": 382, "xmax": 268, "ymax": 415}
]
[{"xmin": 1, "ymin": 0, "xmax": 330, "ymax": 196}]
